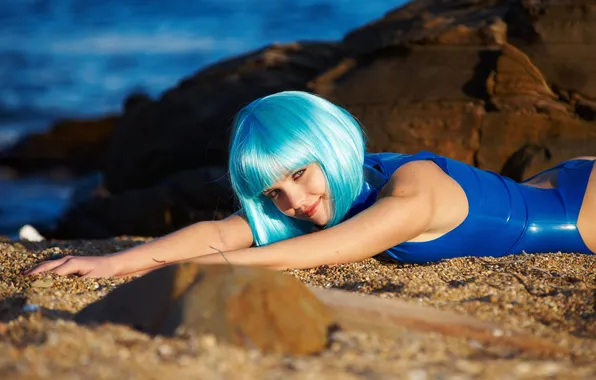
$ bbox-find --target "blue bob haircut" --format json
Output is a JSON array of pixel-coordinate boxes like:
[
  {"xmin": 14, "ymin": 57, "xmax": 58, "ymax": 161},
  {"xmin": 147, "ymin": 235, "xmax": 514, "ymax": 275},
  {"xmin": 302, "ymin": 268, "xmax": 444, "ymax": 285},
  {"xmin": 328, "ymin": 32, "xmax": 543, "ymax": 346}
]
[{"xmin": 228, "ymin": 91, "xmax": 366, "ymax": 246}]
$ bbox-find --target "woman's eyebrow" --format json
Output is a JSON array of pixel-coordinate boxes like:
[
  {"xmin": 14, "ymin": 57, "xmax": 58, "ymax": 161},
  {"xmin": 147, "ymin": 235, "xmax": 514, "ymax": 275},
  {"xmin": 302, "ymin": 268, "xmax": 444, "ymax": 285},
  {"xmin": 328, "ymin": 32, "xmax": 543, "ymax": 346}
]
[
  {"xmin": 262, "ymin": 167, "xmax": 305, "ymax": 194},
  {"xmin": 263, "ymin": 182, "xmax": 282, "ymax": 194}
]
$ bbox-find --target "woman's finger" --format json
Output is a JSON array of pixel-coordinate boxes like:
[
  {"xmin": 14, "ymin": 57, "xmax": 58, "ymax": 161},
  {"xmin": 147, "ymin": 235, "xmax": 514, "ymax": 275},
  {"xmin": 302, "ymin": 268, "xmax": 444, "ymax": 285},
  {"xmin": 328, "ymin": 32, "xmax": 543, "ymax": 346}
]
[
  {"xmin": 24, "ymin": 257, "xmax": 69, "ymax": 275},
  {"xmin": 51, "ymin": 259, "xmax": 86, "ymax": 276}
]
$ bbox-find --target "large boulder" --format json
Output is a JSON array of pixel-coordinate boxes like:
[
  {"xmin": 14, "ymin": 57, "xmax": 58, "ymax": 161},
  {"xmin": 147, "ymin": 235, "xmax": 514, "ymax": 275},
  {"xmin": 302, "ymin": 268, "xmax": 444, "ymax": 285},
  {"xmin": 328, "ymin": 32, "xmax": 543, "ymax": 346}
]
[
  {"xmin": 75, "ymin": 263, "xmax": 334, "ymax": 355},
  {"xmin": 52, "ymin": 0, "xmax": 596, "ymax": 238},
  {"xmin": 104, "ymin": 42, "xmax": 344, "ymax": 194},
  {"xmin": 48, "ymin": 42, "xmax": 342, "ymax": 238},
  {"xmin": 310, "ymin": 0, "xmax": 596, "ymax": 179}
]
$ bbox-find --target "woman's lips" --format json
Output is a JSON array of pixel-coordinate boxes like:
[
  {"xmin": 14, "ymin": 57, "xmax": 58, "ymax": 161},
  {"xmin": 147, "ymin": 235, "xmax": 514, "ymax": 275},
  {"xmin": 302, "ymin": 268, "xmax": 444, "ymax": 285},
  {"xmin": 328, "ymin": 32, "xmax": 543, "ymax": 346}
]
[{"xmin": 304, "ymin": 197, "xmax": 321, "ymax": 218}]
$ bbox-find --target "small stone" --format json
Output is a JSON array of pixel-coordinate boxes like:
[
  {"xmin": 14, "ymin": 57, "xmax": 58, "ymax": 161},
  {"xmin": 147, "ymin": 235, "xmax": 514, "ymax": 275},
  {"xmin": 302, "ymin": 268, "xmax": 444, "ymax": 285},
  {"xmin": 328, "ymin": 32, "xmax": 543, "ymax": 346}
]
[
  {"xmin": 157, "ymin": 345, "xmax": 174, "ymax": 359},
  {"xmin": 31, "ymin": 280, "xmax": 53, "ymax": 288},
  {"xmin": 22, "ymin": 304, "xmax": 40, "ymax": 312},
  {"xmin": 408, "ymin": 369, "xmax": 428, "ymax": 380},
  {"xmin": 201, "ymin": 334, "xmax": 217, "ymax": 348}
]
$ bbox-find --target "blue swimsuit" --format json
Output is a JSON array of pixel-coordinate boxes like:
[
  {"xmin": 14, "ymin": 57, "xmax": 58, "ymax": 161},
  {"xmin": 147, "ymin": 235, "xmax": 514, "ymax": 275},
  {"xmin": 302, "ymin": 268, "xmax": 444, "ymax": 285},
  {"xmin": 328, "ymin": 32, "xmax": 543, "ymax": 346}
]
[{"xmin": 345, "ymin": 151, "xmax": 594, "ymax": 264}]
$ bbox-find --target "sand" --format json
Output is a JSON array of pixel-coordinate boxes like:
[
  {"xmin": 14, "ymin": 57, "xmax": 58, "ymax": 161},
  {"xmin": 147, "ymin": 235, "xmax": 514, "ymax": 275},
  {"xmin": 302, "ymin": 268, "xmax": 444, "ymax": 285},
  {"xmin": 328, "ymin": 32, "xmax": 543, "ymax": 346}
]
[{"xmin": 1, "ymin": 238, "xmax": 595, "ymax": 379}]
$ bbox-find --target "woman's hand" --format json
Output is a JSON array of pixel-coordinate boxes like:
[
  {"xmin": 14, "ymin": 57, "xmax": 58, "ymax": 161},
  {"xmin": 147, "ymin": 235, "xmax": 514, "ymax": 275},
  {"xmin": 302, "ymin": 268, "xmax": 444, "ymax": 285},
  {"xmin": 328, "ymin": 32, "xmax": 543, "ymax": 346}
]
[{"xmin": 23, "ymin": 255, "xmax": 121, "ymax": 278}]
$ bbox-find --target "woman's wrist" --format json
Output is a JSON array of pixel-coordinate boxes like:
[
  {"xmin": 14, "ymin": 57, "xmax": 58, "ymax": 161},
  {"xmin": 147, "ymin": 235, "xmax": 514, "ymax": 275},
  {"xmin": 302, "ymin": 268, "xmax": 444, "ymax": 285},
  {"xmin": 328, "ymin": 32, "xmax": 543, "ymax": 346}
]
[{"xmin": 105, "ymin": 252, "xmax": 133, "ymax": 275}]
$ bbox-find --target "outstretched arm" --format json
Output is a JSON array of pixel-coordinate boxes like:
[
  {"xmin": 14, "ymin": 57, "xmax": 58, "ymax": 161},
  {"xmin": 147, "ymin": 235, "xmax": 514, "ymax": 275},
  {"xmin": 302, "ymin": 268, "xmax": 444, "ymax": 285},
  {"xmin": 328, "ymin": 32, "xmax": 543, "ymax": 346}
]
[
  {"xmin": 25, "ymin": 212, "xmax": 254, "ymax": 277},
  {"xmin": 187, "ymin": 161, "xmax": 453, "ymax": 270},
  {"xmin": 196, "ymin": 195, "xmax": 432, "ymax": 269},
  {"xmin": 109, "ymin": 212, "xmax": 254, "ymax": 275}
]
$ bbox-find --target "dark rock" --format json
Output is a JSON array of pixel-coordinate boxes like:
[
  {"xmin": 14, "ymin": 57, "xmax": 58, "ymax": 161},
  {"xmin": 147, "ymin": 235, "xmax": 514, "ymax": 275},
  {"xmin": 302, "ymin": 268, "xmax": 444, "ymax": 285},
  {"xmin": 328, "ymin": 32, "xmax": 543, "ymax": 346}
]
[
  {"xmin": 49, "ymin": 166, "xmax": 234, "ymax": 239},
  {"xmin": 75, "ymin": 263, "xmax": 334, "ymax": 355},
  {"xmin": 104, "ymin": 42, "xmax": 344, "ymax": 194},
  {"xmin": 499, "ymin": 143, "xmax": 551, "ymax": 182},
  {"xmin": 123, "ymin": 92, "xmax": 153, "ymax": 114},
  {"xmin": 52, "ymin": 0, "xmax": 596, "ymax": 238},
  {"xmin": 341, "ymin": 0, "xmax": 511, "ymax": 56},
  {"xmin": 0, "ymin": 115, "xmax": 118, "ymax": 174}
]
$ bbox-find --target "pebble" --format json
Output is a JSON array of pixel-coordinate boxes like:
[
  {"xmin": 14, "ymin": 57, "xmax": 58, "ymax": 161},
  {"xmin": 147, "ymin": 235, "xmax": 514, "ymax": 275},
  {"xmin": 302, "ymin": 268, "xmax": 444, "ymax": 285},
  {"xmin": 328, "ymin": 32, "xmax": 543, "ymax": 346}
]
[
  {"xmin": 407, "ymin": 369, "xmax": 428, "ymax": 380},
  {"xmin": 22, "ymin": 304, "xmax": 40, "ymax": 312},
  {"xmin": 157, "ymin": 344, "xmax": 175, "ymax": 359},
  {"xmin": 31, "ymin": 280, "xmax": 54, "ymax": 288}
]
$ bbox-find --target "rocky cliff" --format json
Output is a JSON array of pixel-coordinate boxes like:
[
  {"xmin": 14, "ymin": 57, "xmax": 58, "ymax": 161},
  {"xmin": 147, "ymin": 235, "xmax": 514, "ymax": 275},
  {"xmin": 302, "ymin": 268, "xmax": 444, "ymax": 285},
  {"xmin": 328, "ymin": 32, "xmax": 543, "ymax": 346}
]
[{"xmin": 18, "ymin": 0, "xmax": 596, "ymax": 238}]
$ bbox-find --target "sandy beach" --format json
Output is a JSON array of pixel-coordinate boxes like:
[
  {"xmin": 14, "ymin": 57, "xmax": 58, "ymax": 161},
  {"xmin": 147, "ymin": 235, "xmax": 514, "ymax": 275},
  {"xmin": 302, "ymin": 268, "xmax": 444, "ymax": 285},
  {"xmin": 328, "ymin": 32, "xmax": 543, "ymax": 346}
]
[{"xmin": 1, "ymin": 238, "xmax": 594, "ymax": 379}]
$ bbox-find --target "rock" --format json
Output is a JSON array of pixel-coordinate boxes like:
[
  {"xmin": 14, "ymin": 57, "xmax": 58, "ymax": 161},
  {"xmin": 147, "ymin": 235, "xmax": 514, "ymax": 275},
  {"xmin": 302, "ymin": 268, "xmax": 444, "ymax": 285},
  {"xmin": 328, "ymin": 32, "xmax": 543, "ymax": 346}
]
[
  {"xmin": 19, "ymin": 225, "xmax": 45, "ymax": 242},
  {"xmin": 340, "ymin": 100, "xmax": 484, "ymax": 165},
  {"xmin": 30, "ymin": 280, "xmax": 53, "ymax": 288},
  {"xmin": 311, "ymin": 287, "xmax": 569, "ymax": 357},
  {"xmin": 571, "ymin": 94, "xmax": 596, "ymax": 121},
  {"xmin": 310, "ymin": 0, "xmax": 596, "ymax": 173},
  {"xmin": 49, "ymin": 42, "xmax": 342, "ymax": 238},
  {"xmin": 309, "ymin": 1, "xmax": 506, "ymax": 163},
  {"xmin": 50, "ymin": 0, "xmax": 596, "ymax": 238},
  {"xmin": 75, "ymin": 263, "xmax": 334, "ymax": 355},
  {"xmin": 341, "ymin": 0, "xmax": 512, "ymax": 55},
  {"xmin": 0, "ymin": 115, "xmax": 118, "ymax": 174},
  {"xmin": 49, "ymin": 166, "xmax": 234, "ymax": 239},
  {"xmin": 123, "ymin": 92, "xmax": 153, "ymax": 114},
  {"xmin": 486, "ymin": 43, "xmax": 565, "ymax": 114},
  {"xmin": 309, "ymin": 40, "xmax": 489, "ymax": 164},
  {"xmin": 504, "ymin": 0, "xmax": 596, "ymax": 99},
  {"xmin": 477, "ymin": 112, "xmax": 596, "ymax": 180},
  {"xmin": 104, "ymin": 42, "xmax": 344, "ymax": 194},
  {"xmin": 0, "ymin": 295, "xmax": 27, "ymax": 321}
]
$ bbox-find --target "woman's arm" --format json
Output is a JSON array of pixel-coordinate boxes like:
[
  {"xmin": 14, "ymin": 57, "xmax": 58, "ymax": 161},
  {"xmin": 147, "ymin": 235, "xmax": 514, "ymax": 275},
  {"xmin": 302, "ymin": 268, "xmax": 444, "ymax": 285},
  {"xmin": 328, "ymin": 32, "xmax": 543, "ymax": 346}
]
[
  {"xmin": 25, "ymin": 212, "xmax": 254, "ymax": 277},
  {"xmin": 111, "ymin": 212, "xmax": 254, "ymax": 275},
  {"xmin": 189, "ymin": 160, "xmax": 460, "ymax": 269}
]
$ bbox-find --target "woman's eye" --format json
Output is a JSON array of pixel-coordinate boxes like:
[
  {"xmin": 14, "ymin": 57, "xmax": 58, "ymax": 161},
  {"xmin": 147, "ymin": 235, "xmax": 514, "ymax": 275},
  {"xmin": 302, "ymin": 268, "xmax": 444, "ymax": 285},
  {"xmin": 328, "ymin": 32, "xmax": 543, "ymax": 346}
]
[
  {"xmin": 293, "ymin": 169, "xmax": 306, "ymax": 179},
  {"xmin": 267, "ymin": 190, "xmax": 279, "ymax": 199}
]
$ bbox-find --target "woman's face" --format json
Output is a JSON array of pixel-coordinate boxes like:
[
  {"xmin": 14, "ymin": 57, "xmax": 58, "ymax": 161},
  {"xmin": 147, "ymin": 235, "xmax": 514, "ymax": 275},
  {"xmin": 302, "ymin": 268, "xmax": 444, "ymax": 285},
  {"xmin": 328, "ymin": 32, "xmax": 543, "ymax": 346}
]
[{"xmin": 263, "ymin": 163, "xmax": 331, "ymax": 227}]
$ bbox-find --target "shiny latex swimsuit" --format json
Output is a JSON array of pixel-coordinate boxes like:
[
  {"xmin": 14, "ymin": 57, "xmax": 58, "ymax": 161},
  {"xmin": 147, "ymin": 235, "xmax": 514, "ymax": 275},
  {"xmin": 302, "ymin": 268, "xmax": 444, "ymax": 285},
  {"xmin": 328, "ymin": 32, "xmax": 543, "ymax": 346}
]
[{"xmin": 345, "ymin": 151, "xmax": 594, "ymax": 264}]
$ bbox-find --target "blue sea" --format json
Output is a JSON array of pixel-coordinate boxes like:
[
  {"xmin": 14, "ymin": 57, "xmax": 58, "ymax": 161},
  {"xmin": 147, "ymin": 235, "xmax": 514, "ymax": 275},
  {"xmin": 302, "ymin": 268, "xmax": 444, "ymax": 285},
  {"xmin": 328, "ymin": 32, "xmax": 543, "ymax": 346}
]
[{"xmin": 0, "ymin": 0, "xmax": 405, "ymax": 237}]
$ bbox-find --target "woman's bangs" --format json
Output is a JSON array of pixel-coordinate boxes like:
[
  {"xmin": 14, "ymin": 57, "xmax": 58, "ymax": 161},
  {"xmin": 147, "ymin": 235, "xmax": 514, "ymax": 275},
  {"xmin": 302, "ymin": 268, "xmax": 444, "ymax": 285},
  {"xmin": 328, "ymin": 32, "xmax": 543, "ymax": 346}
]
[{"xmin": 237, "ymin": 141, "xmax": 310, "ymax": 197}]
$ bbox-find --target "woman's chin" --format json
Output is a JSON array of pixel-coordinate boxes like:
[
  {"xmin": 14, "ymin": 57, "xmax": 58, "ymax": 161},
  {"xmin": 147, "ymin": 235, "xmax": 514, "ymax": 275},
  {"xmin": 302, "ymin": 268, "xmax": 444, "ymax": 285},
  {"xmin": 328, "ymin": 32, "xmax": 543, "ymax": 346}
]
[
  {"xmin": 290, "ymin": 210, "xmax": 329, "ymax": 227},
  {"xmin": 311, "ymin": 214, "xmax": 329, "ymax": 227}
]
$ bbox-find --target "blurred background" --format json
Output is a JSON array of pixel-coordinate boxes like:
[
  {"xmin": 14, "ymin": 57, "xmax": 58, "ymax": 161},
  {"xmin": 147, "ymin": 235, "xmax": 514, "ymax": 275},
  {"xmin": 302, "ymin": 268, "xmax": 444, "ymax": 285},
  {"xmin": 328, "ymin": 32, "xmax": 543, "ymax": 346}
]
[{"xmin": 0, "ymin": 0, "xmax": 405, "ymax": 238}]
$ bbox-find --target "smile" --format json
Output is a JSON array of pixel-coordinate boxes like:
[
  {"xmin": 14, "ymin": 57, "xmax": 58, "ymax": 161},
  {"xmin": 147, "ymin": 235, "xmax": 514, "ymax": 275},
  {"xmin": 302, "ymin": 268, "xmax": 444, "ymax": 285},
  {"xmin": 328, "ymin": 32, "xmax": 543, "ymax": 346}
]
[{"xmin": 304, "ymin": 198, "xmax": 321, "ymax": 218}]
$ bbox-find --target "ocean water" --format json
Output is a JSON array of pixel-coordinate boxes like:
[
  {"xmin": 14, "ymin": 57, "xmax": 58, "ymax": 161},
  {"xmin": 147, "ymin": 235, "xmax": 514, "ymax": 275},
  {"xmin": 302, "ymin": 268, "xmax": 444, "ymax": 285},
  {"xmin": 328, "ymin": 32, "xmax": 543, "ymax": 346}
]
[{"xmin": 0, "ymin": 0, "xmax": 406, "ymax": 237}]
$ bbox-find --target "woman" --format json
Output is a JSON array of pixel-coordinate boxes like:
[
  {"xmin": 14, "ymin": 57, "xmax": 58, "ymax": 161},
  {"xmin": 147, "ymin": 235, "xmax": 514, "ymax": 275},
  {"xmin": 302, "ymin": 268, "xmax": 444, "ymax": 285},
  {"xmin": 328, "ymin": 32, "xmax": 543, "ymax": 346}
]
[{"xmin": 25, "ymin": 91, "xmax": 596, "ymax": 278}]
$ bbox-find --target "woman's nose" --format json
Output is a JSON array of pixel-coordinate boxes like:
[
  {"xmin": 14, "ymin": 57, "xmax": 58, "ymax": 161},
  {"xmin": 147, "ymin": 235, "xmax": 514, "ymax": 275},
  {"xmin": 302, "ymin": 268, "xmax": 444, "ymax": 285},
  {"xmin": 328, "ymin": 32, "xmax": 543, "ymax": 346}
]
[{"xmin": 285, "ymin": 187, "xmax": 306, "ymax": 210}]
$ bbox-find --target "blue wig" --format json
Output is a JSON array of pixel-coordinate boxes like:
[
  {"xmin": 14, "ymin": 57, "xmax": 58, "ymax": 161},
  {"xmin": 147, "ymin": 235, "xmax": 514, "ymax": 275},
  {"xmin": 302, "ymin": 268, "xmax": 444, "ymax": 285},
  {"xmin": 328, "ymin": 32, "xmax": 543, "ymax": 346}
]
[{"xmin": 229, "ymin": 91, "xmax": 366, "ymax": 246}]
